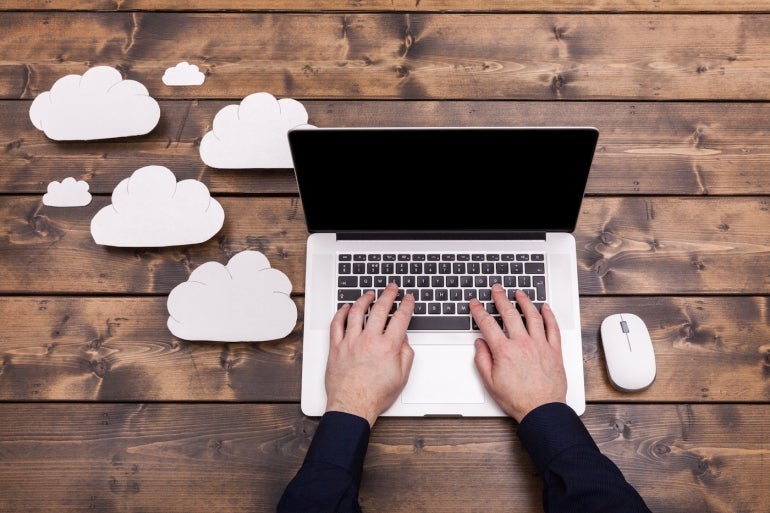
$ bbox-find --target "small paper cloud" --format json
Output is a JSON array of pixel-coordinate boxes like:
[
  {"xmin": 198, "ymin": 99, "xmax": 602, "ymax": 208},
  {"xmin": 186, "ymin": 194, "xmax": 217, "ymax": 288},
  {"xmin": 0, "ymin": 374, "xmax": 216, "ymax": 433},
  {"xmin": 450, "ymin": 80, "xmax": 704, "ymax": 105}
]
[
  {"xmin": 29, "ymin": 65, "xmax": 161, "ymax": 141},
  {"xmin": 90, "ymin": 165, "xmax": 224, "ymax": 247},
  {"xmin": 162, "ymin": 61, "xmax": 206, "ymax": 86},
  {"xmin": 199, "ymin": 91, "xmax": 315, "ymax": 169},
  {"xmin": 167, "ymin": 250, "xmax": 298, "ymax": 342},
  {"xmin": 43, "ymin": 177, "xmax": 92, "ymax": 207}
]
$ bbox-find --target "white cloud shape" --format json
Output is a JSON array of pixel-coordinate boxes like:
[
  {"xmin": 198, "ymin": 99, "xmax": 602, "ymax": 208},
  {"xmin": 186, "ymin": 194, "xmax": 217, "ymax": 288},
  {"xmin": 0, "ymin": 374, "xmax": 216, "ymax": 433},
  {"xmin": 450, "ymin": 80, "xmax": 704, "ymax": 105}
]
[
  {"xmin": 199, "ymin": 91, "xmax": 315, "ymax": 169},
  {"xmin": 43, "ymin": 177, "xmax": 92, "ymax": 207},
  {"xmin": 162, "ymin": 61, "xmax": 206, "ymax": 86},
  {"xmin": 29, "ymin": 65, "xmax": 161, "ymax": 141},
  {"xmin": 90, "ymin": 165, "xmax": 224, "ymax": 247},
  {"xmin": 167, "ymin": 250, "xmax": 298, "ymax": 342}
]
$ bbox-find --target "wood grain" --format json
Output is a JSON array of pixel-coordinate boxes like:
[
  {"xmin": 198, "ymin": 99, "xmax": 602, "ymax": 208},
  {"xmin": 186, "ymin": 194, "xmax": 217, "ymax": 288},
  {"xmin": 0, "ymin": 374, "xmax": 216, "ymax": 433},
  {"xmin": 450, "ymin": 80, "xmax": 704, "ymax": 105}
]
[
  {"xmin": 0, "ymin": 403, "xmax": 767, "ymax": 513},
  {"xmin": 0, "ymin": 196, "xmax": 308, "ymax": 294},
  {"xmin": 4, "ymin": 100, "xmax": 770, "ymax": 196},
  {"xmin": 0, "ymin": 296, "xmax": 303, "ymax": 401},
  {"xmin": 6, "ymin": 1, "xmax": 770, "ymax": 12},
  {"xmin": 1, "ymin": 296, "xmax": 768, "ymax": 403},
  {"xmin": 2, "ymin": 196, "xmax": 769, "ymax": 294},
  {"xmin": 2, "ymin": 3, "xmax": 769, "ymax": 512},
  {"xmin": 2, "ymin": 13, "xmax": 770, "ymax": 100}
]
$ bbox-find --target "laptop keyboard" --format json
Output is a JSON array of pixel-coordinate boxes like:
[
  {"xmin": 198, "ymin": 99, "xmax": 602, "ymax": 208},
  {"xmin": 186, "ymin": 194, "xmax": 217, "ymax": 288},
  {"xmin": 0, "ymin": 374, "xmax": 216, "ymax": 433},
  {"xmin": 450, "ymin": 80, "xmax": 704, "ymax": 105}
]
[{"xmin": 336, "ymin": 252, "xmax": 546, "ymax": 331}]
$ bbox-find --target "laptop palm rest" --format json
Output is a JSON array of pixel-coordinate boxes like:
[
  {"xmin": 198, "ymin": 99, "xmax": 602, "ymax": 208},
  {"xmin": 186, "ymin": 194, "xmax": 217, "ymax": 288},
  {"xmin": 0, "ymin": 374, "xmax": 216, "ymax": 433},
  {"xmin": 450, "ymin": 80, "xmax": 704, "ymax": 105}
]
[{"xmin": 402, "ymin": 344, "xmax": 486, "ymax": 404}]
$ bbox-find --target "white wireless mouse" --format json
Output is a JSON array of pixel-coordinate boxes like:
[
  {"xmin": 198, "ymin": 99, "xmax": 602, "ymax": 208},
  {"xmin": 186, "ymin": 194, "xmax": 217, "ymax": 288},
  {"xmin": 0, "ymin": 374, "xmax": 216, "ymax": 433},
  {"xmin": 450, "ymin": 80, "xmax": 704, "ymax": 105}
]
[{"xmin": 600, "ymin": 313, "xmax": 656, "ymax": 392}]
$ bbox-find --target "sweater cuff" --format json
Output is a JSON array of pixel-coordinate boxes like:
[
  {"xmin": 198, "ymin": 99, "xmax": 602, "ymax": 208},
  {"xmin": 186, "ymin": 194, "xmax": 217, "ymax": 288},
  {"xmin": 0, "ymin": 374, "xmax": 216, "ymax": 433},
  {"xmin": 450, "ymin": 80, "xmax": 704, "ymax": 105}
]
[
  {"xmin": 305, "ymin": 411, "xmax": 371, "ymax": 484},
  {"xmin": 516, "ymin": 402, "xmax": 597, "ymax": 475}
]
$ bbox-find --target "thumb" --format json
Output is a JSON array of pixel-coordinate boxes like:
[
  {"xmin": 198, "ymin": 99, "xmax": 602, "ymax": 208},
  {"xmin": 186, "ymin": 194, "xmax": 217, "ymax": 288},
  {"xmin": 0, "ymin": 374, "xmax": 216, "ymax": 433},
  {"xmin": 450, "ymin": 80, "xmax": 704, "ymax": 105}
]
[
  {"xmin": 400, "ymin": 337, "xmax": 415, "ymax": 373},
  {"xmin": 473, "ymin": 338, "xmax": 493, "ymax": 381}
]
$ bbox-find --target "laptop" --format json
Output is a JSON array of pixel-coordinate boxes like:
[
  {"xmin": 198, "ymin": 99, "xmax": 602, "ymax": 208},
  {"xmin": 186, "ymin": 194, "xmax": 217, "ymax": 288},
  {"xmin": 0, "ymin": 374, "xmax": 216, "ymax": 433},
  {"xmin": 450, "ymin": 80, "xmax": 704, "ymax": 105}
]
[{"xmin": 289, "ymin": 126, "xmax": 598, "ymax": 418}]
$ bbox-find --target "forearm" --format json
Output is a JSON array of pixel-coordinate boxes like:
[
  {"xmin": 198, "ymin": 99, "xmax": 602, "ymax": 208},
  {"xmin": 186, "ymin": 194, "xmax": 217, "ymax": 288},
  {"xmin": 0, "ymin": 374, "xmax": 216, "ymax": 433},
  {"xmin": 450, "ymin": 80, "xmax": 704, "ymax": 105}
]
[
  {"xmin": 277, "ymin": 411, "xmax": 370, "ymax": 513},
  {"xmin": 518, "ymin": 403, "xmax": 653, "ymax": 513}
]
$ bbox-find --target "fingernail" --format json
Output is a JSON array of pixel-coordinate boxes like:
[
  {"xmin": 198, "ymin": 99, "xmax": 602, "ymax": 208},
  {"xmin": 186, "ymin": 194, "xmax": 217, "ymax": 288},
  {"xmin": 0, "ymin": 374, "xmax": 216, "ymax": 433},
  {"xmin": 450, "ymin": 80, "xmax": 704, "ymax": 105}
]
[{"xmin": 492, "ymin": 283, "xmax": 503, "ymax": 291}]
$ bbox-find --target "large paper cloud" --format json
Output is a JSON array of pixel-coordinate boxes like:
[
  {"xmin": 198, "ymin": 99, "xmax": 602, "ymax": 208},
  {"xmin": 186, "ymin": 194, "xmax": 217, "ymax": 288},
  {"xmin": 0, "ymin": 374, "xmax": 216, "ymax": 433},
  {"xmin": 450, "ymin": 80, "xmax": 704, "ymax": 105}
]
[
  {"xmin": 162, "ymin": 61, "xmax": 206, "ymax": 86},
  {"xmin": 199, "ymin": 91, "xmax": 315, "ymax": 169},
  {"xmin": 29, "ymin": 65, "xmax": 161, "ymax": 140},
  {"xmin": 167, "ymin": 250, "xmax": 298, "ymax": 342},
  {"xmin": 43, "ymin": 177, "xmax": 92, "ymax": 207},
  {"xmin": 90, "ymin": 165, "xmax": 224, "ymax": 247}
]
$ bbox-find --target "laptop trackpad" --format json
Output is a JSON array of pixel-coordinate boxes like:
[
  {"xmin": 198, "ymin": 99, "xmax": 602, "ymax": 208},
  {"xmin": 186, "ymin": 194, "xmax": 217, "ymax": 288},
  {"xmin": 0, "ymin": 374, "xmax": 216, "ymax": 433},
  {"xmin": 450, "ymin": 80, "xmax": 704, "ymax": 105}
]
[{"xmin": 401, "ymin": 345, "xmax": 486, "ymax": 404}]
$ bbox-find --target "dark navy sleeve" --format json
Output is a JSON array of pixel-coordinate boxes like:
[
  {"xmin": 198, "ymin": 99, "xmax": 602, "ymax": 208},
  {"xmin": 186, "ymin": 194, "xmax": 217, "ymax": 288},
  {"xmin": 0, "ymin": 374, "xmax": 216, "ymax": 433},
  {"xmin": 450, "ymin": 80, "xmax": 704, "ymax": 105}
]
[
  {"xmin": 517, "ymin": 402, "xmax": 653, "ymax": 513},
  {"xmin": 277, "ymin": 411, "xmax": 370, "ymax": 513}
]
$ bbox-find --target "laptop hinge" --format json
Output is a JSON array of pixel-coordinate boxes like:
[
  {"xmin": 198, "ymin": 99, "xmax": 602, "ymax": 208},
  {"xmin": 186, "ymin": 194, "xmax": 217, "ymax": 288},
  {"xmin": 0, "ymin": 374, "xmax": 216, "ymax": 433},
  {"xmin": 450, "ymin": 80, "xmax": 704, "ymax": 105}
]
[{"xmin": 336, "ymin": 231, "xmax": 547, "ymax": 241}]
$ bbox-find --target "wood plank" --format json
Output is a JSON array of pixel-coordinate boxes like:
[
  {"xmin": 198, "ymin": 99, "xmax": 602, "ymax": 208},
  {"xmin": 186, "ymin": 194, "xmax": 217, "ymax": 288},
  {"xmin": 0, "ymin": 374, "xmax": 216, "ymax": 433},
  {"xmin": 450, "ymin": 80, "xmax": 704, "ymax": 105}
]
[
  {"xmin": 1, "ymin": 296, "xmax": 768, "ymax": 403},
  {"xmin": 580, "ymin": 296, "xmax": 770, "ymax": 402},
  {"xmin": 6, "ymin": 1, "xmax": 770, "ymax": 13},
  {"xmin": 2, "ymin": 13, "xmax": 770, "ymax": 100},
  {"xmin": 0, "ymin": 196, "xmax": 309, "ymax": 295},
  {"xmin": 2, "ymin": 196, "xmax": 770, "ymax": 295},
  {"xmin": 0, "ymin": 297, "xmax": 302, "ymax": 402},
  {"xmin": 4, "ymin": 100, "xmax": 770, "ymax": 196},
  {"xmin": 576, "ymin": 196, "xmax": 770, "ymax": 294},
  {"xmin": 0, "ymin": 402, "xmax": 767, "ymax": 512}
]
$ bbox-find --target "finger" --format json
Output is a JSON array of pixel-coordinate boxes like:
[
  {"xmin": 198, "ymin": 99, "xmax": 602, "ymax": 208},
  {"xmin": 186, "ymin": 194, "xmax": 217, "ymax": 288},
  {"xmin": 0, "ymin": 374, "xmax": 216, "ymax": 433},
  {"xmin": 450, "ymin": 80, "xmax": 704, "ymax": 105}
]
[
  {"xmin": 540, "ymin": 302, "xmax": 562, "ymax": 350},
  {"xmin": 490, "ymin": 284, "xmax": 526, "ymax": 336},
  {"xmin": 469, "ymin": 297, "xmax": 506, "ymax": 350},
  {"xmin": 364, "ymin": 282, "xmax": 399, "ymax": 332},
  {"xmin": 516, "ymin": 289, "xmax": 545, "ymax": 336},
  {"xmin": 329, "ymin": 303, "xmax": 350, "ymax": 345},
  {"xmin": 386, "ymin": 291, "xmax": 415, "ymax": 341},
  {"xmin": 345, "ymin": 290, "xmax": 376, "ymax": 337}
]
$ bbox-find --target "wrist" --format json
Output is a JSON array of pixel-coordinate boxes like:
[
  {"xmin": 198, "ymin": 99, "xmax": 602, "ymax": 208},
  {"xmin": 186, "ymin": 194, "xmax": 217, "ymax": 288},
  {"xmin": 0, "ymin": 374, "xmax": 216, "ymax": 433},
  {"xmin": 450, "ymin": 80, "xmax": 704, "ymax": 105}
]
[{"xmin": 325, "ymin": 400, "xmax": 379, "ymax": 427}]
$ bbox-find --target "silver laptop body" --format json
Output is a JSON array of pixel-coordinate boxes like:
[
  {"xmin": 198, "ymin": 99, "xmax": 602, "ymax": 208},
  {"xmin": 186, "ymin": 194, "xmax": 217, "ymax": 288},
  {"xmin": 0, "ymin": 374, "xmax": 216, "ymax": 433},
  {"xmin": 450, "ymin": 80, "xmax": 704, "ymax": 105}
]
[{"xmin": 290, "ymin": 126, "xmax": 599, "ymax": 417}]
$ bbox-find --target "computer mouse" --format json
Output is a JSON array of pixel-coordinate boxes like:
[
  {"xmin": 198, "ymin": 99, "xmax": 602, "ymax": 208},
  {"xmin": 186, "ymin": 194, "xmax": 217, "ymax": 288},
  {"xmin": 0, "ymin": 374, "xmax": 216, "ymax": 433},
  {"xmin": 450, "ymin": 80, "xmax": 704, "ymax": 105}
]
[{"xmin": 600, "ymin": 313, "xmax": 656, "ymax": 392}]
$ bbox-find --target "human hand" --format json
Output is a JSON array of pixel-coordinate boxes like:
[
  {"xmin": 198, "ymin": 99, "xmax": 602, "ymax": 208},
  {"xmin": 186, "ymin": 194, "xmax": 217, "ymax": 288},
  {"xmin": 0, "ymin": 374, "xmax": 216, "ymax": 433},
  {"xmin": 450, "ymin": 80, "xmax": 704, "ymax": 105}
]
[
  {"xmin": 325, "ymin": 283, "xmax": 415, "ymax": 427},
  {"xmin": 470, "ymin": 284, "xmax": 567, "ymax": 423}
]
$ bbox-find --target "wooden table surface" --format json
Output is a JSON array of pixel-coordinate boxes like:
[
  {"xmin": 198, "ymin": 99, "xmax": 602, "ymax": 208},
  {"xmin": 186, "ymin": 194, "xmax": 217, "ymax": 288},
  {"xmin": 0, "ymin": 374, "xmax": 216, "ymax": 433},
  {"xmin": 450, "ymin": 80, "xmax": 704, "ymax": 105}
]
[{"xmin": 2, "ymin": 2, "xmax": 770, "ymax": 512}]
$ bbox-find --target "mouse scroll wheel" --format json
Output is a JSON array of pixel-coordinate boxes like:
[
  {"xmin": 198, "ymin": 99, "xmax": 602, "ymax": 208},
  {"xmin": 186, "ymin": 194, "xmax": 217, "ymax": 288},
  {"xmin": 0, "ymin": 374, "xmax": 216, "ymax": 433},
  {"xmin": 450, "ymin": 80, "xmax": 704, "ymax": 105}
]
[{"xmin": 620, "ymin": 320, "xmax": 630, "ymax": 333}]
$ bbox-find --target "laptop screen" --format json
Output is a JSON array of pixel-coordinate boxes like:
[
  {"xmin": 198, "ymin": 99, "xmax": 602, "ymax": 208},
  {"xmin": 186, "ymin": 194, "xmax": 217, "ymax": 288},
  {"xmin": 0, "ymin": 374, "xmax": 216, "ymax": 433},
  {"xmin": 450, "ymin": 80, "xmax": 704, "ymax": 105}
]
[{"xmin": 289, "ymin": 127, "xmax": 599, "ymax": 235}]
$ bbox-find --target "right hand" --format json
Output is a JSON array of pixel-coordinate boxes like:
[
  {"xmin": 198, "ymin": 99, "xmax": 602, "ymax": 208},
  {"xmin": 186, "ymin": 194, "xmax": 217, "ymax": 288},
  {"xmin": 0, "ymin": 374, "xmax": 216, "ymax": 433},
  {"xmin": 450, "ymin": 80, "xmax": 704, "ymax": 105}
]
[{"xmin": 469, "ymin": 284, "xmax": 568, "ymax": 423}]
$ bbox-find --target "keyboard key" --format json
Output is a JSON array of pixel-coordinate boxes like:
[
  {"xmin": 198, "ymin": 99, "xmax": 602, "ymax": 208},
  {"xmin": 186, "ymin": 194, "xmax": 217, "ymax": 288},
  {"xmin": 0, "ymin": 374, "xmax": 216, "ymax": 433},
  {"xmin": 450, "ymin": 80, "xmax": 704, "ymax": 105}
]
[
  {"xmin": 338, "ymin": 289, "xmax": 362, "ymax": 301},
  {"xmin": 525, "ymin": 262, "xmax": 545, "ymax": 274},
  {"xmin": 408, "ymin": 315, "xmax": 470, "ymax": 330}
]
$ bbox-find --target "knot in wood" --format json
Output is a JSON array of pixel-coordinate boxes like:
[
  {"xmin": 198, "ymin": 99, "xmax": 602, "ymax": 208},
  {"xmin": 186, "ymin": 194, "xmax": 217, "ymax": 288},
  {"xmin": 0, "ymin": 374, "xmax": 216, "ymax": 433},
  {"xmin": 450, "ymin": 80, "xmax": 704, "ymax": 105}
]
[
  {"xmin": 612, "ymin": 419, "xmax": 631, "ymax": 439},
  {"xmin": 600, "ymin": 231, "xmax": 618, "ymax": 244},
  {"xmin": 90, "ymin": 358, "xmax": 109, "ymax": 377}
]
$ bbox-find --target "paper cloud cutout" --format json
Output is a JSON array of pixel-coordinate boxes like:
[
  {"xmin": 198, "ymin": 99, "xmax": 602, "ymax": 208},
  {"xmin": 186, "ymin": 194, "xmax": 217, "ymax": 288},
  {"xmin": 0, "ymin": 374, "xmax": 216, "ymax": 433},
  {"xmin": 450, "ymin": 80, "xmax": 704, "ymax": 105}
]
[
  {"xmin": 167, "ymin": 250, "xmax": 298, "ymax": 342},
  {"xmin": 29, "ymin": 65, "xmax": 161, "ymax": 140},
  {"xmin": 43, "ymin": 177, "xmax": 92, "ymax": 207},
  {"xmin": 90, "ymin": 165, "xmax": 224, "ymax": 247},
  {"xmin": 163, "ymin": 61, "xmax": 206, "ymax": 86},
  {"xmin": 199, "ymin": 91, "xmax": 315, "ymax": 169}
]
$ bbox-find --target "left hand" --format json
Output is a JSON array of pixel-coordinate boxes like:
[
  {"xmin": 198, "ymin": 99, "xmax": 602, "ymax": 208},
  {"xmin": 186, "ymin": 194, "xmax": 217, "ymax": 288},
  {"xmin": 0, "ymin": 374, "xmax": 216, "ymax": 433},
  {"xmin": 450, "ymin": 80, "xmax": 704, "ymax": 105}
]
[{"xmin": 325, "ymin": 283, "xmax": 416, "ymax": 427}]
